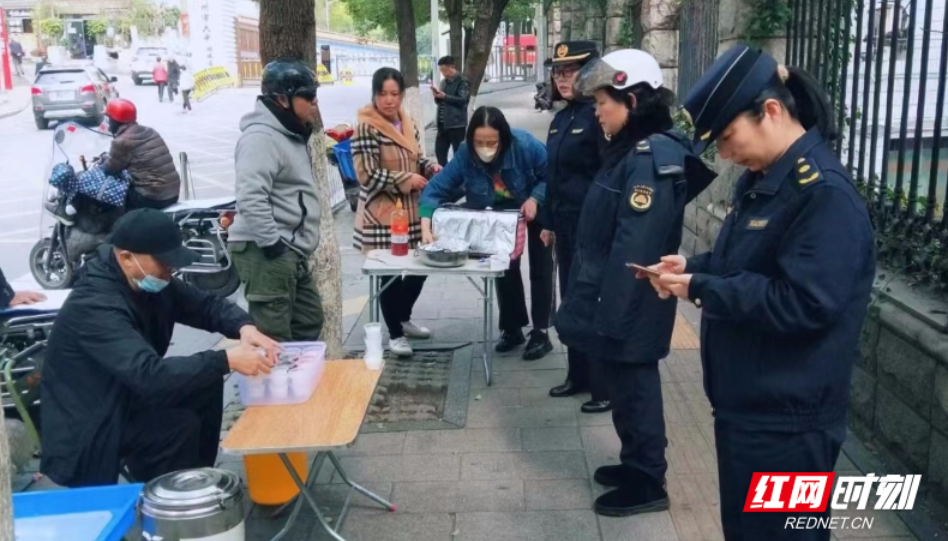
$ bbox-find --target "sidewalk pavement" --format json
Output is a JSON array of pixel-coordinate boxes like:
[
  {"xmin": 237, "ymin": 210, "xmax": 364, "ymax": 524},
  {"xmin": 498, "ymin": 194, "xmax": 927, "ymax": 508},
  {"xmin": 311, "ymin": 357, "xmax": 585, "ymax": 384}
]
[
  {"xmin": 230, "ymin": 87, "xmax": 919, "ymax": 540},
  {"xmin": 0, "ymin": 85, "xmax": 31, "ymax": 120}
]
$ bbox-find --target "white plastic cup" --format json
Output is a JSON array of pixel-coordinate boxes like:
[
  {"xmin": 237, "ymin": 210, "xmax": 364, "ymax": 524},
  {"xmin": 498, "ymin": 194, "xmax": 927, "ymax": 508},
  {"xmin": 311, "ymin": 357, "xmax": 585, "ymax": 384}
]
[
  {"xmin": 246, "ymin": 376, "xmax": 266, "ymax": 401},
  {"xmin": 289, "ymin": 368, "xmax": 313, "ymax": 397},
  {"xmin": 268, "ymin": 368, "xmax": 290, "ymax": 400}
]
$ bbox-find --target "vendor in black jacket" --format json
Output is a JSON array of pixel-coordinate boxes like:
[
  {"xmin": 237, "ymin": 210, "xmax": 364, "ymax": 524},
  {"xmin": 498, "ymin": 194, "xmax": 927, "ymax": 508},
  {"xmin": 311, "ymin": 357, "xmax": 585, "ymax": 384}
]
[
  {"xmin": 555, "ymin": 49, "xmax": 715, "ymax": 517},
  {"xmin": 538, "ymin": 41, "xmax": 611, "ymax": 414},
  {"xmin": 647, "ymin": 45, "xmax": 875, "ymax": 540},
  {"xmin": 0, "ymin": 268, "xmax": 46, "ymax": 309},
  {"xmin": 41, "ymin": 209, "xmax": 279, "ymax": 488}
]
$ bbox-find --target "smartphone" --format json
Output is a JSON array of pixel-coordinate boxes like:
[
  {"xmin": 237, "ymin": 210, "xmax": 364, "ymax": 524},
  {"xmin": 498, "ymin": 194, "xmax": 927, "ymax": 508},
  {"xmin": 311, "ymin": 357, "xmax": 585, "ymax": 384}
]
[{"xmin": 626, "ymin": 263, "xmax": 664, "ymax": 277}]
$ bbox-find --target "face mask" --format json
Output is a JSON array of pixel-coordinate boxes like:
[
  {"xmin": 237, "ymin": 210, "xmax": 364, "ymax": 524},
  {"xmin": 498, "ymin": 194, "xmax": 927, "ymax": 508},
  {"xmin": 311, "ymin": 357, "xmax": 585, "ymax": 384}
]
[
  {"xmin": 132, "ymin": 255, "xmax": 170, "ymax": 293},
  {"xmin": 476, "ymin": 147, "xmax": 497, "ymax": 162}
]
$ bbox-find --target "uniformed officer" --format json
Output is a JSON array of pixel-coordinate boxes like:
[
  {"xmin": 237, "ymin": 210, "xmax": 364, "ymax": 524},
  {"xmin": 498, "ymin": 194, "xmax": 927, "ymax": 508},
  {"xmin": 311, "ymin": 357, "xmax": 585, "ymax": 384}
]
[
  {"xmin": 554, "ymin": 49, "xmax": 716, "ymax": 516},
  {"xmin": 538, "ymin": 40, "xmax": 611, "ymax": 414},
  {"xmin": 646, "ymin": 45, "xmax": 876, "ymax": 540}
]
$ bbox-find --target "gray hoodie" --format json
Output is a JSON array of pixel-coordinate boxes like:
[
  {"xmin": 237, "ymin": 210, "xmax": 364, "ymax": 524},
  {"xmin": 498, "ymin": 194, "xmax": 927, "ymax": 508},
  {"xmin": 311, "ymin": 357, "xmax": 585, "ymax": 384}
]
[{"xmin": 230, "ymin": 101, "xmax": 321, "ymax": 254}]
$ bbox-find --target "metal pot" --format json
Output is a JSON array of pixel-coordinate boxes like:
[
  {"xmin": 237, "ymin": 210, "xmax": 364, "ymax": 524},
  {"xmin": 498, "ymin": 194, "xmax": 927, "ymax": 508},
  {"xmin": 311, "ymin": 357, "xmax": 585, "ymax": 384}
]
[
  {"xmin": 140, "ymin": 468, "xmax": 246, "ymax": 541},
  {"xmin": 417, "ymin": 246, "xmax": 469, "ymax": 268}
]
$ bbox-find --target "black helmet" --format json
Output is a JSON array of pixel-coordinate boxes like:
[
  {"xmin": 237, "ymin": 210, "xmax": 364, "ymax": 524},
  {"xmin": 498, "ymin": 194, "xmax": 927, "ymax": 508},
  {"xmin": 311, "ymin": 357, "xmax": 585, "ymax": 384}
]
[{"xmin": 261, "ymin": 59, "xmax": 319, "ymax": 98}]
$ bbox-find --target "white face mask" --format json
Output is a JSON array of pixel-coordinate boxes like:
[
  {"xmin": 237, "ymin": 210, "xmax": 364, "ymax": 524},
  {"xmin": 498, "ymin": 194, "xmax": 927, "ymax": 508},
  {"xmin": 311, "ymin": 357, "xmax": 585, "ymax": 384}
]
[{"xmin": 476, "ymin": 147, "xmax": 497, "ymax": 162}]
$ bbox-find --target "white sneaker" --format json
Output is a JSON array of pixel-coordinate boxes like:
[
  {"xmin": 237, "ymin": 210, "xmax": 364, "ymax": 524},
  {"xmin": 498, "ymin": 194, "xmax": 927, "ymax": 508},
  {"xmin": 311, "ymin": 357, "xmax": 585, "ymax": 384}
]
[
  {"xmin": 389, "ymin": 337, "xmax": 413, "ymax": 357},
  {"xmin": 401, "ymin": 321, "xmax": 432, "ymax": 339}
]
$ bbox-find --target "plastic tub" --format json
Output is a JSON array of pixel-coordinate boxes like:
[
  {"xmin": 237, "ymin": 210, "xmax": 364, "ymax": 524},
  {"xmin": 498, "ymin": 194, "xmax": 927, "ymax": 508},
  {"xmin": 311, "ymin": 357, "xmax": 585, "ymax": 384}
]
[
  {"xmin": 13, "ymin": 483, "xmax": 144, "ymax": 541},
  {"xmin": 236, "ymin": 341, "xmax": 326, "ymax": 406}
]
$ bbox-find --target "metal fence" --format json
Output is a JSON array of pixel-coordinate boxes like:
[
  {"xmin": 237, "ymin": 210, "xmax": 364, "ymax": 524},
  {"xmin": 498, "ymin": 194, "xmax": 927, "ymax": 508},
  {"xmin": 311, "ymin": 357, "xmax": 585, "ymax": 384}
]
[
  {"xmin": 677, "ymin": 0, "xmax": 719, "ymax": 98},
  {"xmin": 788, "ymin": 0, "xmax": 948, "ymax": 280},
  {"xmin": 484, "ymin": 45, "xmax": 537, "ymax": 82}
]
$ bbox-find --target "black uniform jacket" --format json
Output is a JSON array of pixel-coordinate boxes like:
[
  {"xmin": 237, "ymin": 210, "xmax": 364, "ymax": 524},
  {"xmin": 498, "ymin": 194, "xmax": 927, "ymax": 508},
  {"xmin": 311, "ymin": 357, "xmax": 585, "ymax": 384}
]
[
  {"xmin": 556, "ymin": 130, "xmax": 715, "ymax": 362},
  {"xmin": 688, "ymin": 128, "xmax": 876, "ymax": 432}
]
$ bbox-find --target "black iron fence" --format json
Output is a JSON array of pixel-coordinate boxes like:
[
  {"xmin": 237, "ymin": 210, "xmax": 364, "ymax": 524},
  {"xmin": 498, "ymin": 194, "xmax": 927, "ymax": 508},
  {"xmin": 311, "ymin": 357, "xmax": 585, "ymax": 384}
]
[
  {"xmin": 677, "ymin": 0, "xmax": 719, "ymax": 98},
  {"xmin": 788, "ymin": 0, "xmax": 948, "ymax": 286}
]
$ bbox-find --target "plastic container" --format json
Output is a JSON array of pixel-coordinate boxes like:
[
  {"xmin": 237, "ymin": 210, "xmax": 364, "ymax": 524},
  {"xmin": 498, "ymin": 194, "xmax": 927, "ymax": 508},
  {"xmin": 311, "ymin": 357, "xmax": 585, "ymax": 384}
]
[
  {"xmin": 236, "ymin": 341, "xmax": 326, "ymax": 406},
  {"xmin": 13, "ymin": 483, "xmax": 144, "ymax": 541},
  {"xmin": 244, "ymin": 453, "xmax": 309, "ymax": 505}
]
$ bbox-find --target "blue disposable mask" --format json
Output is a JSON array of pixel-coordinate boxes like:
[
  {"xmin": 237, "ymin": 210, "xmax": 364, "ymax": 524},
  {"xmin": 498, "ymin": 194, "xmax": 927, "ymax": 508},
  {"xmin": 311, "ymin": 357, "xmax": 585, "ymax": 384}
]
[{"xmin": 132, "ymin": 255, "xmax": 170, "ymax": 293}]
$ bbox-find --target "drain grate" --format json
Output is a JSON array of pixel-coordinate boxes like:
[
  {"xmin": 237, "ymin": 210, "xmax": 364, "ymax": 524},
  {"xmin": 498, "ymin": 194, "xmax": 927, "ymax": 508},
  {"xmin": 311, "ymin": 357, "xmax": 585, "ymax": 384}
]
[{"xmin": 363, "ymin": 350, "xmax": 454, "ymax": 425}]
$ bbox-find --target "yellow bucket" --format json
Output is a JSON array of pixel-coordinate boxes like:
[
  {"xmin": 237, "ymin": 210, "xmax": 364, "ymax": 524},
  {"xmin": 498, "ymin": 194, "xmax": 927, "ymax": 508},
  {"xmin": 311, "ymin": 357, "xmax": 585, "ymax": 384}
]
[{"xmin": 243, "ymin": 453, "xmax": 309, "ymax": 505}]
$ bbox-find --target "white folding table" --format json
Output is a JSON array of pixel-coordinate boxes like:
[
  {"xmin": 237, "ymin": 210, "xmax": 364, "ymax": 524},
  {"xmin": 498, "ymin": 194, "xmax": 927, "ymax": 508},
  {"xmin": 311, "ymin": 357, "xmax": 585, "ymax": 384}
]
[{"xmin": 360, "ymin": 250, "xmax": 505, "ymax": 385}]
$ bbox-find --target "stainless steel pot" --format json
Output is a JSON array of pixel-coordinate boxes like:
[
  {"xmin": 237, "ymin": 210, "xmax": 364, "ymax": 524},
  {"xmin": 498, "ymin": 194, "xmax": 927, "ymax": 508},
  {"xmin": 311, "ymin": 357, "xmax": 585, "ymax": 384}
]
[
  {"xmin": 416, "ymin": 247, "xmax": 469, "ymax": 268},
  {"xmin": 140, "ymin": 468, "xmax": 246, "ymax": 541}
]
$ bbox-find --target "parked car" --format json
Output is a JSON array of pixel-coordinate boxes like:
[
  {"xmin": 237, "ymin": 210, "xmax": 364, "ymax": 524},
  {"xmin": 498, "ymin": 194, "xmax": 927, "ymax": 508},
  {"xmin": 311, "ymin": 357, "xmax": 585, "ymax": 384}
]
[
  {"xmin": 31, "ymin": 66, "xmax": 120, "ymax": 130},
  {"xmin": 130, "ymin": 46, "xmax": 169, "ymax": 85}
]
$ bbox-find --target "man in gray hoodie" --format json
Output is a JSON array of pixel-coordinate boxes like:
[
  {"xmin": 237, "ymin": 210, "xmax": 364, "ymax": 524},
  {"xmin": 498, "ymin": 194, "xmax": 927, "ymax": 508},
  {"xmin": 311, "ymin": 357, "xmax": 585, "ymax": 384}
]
[{"xmin": 229, "ymin": 60, "xmax": 324, "ymax": 342}]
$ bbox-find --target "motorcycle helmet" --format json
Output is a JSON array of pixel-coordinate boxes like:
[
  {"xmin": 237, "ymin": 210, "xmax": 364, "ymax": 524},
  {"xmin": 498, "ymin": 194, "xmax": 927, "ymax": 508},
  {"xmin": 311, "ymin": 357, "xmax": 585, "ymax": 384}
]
[
  {"xmin": 573, "ymin": 49, "xmax": 663, "ymax": 97},
  {"xmin": 261, "ymin": 59, "xmax": 319, "ymax": 101},
  {"xmin": 106, "ymin": 98, "xmax": 137, "ymax": 124}
]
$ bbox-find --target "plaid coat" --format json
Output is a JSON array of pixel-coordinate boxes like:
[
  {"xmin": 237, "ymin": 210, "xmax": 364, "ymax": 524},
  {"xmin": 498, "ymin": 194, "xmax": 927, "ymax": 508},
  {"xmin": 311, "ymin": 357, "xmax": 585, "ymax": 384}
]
[{"xmin": 352, "ymin": 105, "xmax": 434, "ymax": 254}]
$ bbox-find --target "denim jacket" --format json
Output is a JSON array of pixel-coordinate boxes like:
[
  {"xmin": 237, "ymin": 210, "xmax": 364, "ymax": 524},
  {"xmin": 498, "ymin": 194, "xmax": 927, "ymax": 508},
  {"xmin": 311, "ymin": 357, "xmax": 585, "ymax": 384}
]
[{"xmin": 420, "ymin": 129, "xmax": 548, "ymax": 219}]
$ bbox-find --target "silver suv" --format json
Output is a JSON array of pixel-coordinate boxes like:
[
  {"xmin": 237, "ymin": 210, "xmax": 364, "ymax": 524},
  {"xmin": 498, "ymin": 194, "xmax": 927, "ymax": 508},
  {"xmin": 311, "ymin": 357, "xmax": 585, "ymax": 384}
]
[
  {"xmin": 131, "ymin": 46, "xmax": 169, "ymax": 85},
  {"xmin": 32, "ymin": 66, "xmax": 120, "ymax": 130}
]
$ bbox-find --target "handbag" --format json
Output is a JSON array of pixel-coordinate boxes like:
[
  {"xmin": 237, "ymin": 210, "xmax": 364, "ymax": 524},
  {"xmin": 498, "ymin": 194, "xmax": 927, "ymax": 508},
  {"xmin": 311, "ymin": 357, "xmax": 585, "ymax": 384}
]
[{"xmin": 431, "ymin": 205, "xmax": 526, "ymax": 259}]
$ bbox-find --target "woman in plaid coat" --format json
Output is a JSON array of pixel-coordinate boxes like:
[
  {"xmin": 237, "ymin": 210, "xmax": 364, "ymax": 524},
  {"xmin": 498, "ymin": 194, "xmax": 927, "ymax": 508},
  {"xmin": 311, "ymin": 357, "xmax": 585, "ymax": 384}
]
[{"xmin": 352, "ymin": 67, "xmax": 442, "ymax": 357}]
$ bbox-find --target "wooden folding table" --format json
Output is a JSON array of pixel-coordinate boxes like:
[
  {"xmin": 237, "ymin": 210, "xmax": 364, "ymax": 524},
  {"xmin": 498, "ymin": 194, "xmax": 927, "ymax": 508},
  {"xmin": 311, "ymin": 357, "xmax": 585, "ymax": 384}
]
[{"xmin": 221, "ymin": 359, "xmax": 392, "ymax": 541}]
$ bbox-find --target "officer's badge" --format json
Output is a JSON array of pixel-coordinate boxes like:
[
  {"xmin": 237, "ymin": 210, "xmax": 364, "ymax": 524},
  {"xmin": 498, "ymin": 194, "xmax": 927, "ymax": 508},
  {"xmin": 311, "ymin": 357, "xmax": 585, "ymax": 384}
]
[
  {"xmin": 557, "ymin": 44, "xmax": 569, "ymax": 58},
  {"xmin": 630, "ymin": 185, "xmax": 653, "ymax": 212}
]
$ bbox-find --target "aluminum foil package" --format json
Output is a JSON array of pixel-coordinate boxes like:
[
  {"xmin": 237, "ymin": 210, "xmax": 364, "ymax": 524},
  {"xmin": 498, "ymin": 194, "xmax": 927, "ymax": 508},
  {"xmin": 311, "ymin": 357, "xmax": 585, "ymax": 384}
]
[{"xmin": 431, "ymin": 207, "xmax": 522, "ymax": 257}]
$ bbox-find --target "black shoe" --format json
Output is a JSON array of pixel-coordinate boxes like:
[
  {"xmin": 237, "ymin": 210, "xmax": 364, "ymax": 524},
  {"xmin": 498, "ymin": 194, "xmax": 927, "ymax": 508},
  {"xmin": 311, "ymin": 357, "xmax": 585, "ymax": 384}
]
[
  {"xmin": 495, "ymin": 330, "xmax": 525, "ymax": 353},
  {"xmin": 594, "ymin": 464, "xmax": 624, "ymax": 487},
  {"xmin": 522, "ymin": 330, "xmax": 553, "ymax": 361},
  {"xmin": 549, "ymin": 380, "xmax": 585, "ymax": 397},
  {"xmin": 594, "ymin": 484, "xmax": 670, "ymax": 517},
  {"xmin": 581, "ymin": 400, "xmax": 612, "ymax": 414}
]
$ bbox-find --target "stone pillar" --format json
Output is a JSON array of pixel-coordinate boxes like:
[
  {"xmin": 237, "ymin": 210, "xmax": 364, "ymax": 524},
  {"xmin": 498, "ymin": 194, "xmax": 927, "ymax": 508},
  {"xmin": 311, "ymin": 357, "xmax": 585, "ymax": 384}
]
[{"xmin": 640, "ymin": 0, "xmax": 678, "ymax": 92}]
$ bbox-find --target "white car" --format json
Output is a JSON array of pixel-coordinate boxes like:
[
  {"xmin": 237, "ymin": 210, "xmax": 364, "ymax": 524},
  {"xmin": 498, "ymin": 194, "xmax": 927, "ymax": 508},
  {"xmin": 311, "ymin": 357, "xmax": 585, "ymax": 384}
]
[{"xmin": 130, "ymin": 46, "xmax": 168, "ymax": 85}]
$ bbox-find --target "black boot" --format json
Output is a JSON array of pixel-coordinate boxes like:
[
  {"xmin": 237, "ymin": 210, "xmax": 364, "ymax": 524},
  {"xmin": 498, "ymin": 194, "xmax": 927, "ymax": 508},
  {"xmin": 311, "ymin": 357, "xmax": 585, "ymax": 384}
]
[
  {"xmin": 522, "ymin": 329, "xmax": 553, "ymax": 361},
  {"xmin": 594, "ymin": 472, "xmax": 669, "ymax": 517},
  {"xmin": 495, "ymin": 330, "xmax": 526, "ymax": 353},
  {"xmin": 549, "ymin": 380, "xmax": 585, "ymax": 397},
  {"xmin": 581, "ymin": 400, "xmax": 612, "ymax": 414},
  {"xmin": 594, "ymin": 464, "xmax": 623, "ymax": 487}
]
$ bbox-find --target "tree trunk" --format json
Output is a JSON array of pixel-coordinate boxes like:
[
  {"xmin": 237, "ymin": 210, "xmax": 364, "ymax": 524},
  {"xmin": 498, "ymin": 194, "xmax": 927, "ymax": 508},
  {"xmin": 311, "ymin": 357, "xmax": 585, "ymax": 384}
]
[
  {"xmin": 445, "ymin": 0, "xmax": 464, "ymax": 64},
  {"xmin": 0, "ymin": 411, "xmax": 13, "ymax": 541},
  {"xmin": 393, "ymin": 0, "xmax": 425, "ymax": 132},
  {"xmin": 258, "ymin": 0, "xmax": 345, "ymax": 359},
  {"xmin": 465, "ymin": 0, "xmax": 510, "ymax": 96}
]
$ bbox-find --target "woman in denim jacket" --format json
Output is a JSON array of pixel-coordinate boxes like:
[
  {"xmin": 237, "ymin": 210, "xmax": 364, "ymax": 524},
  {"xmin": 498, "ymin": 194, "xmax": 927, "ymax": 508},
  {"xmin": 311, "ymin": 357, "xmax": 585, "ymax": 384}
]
[{"xmin": 420, "ymin": 107, "xmax": 555, "ymax": 360}]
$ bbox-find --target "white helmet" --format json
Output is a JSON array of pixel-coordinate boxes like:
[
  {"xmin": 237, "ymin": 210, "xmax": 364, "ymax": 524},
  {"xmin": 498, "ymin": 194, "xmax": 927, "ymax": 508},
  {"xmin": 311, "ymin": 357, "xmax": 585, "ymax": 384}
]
[{"xmin": 574, "ymin": 49, "xmax": 664, "ymax": 97}]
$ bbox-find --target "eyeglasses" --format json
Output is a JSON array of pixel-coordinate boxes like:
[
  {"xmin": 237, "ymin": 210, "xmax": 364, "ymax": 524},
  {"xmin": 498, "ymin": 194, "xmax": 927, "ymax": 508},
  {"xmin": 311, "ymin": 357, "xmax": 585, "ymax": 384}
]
[{"xmin": 552, "ymin": 67, "xmax": 579, "ymax": 80}]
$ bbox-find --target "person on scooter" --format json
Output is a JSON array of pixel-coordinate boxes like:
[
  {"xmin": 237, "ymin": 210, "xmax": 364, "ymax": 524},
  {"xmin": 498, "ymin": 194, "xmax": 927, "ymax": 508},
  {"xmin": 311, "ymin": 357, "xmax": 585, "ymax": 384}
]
[
  {"xmin": 103, "ymin": 99, "xmax": 182, "ymax": 210},
  {"xmin": 41, "ymin": 209, "xmax": 280, "ymax": 487}
]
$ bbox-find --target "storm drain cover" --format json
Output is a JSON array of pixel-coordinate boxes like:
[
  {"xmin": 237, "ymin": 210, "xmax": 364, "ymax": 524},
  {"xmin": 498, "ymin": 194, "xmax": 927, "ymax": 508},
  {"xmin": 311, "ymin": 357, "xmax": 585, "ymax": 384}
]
[{"xmin": 357, "ymin": 345, "xmax": 472, "ymax": 433}]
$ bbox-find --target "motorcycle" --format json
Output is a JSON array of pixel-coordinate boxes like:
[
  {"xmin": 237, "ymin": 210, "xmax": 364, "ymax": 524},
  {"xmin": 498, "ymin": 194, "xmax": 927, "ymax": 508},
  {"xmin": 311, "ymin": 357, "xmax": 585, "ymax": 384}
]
[
  {"xmin": 325, "ymin": 123, "xmax": 360, "ymax": 212},
  {"xmin": 30, "ymin": 121, "xmax": 242, "ymax": 297},
  {"xmin": 534, "ymin": 81, "xmax": 553, "ymax": 112}
]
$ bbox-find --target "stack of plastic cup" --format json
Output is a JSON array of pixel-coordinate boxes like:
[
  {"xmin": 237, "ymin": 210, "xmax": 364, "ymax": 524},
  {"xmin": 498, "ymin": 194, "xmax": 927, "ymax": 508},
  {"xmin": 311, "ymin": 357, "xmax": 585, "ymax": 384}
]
[{"xmin": 364, "ymin": 323, "xmax": 383, "ymax": 370}]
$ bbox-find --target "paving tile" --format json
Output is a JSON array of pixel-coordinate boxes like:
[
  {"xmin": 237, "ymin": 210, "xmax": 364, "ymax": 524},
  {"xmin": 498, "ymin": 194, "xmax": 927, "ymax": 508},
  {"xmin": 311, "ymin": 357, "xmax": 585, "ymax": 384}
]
[
  {"xmin": 336, "ymin": 432, "xmax": 406, "ymax": 456},
  {"xmin": 471, "ymin": 368, "xmax": 565, "ymax": 390},
  {"xmin": 337, "ymin": 454, "xmax": 460, "ymax": 483},
  {"xmin": 666, "ymin": 473, "xmax": 720, "ymax": 508},
  {"xmin": 454, "ymin": 510, "xmax": 600, "ymax": 541},
  {"xmin": 668, "ymin": 504, "xmax": 725, "ymax": 541},
  {"xmin": 666, "ymin": 423, "xmax": 718, "ymax": 475},
  {"xmin": 522, "ymin": 427, "xmax": 583, "ymax": 452},
  {"xmin": 660, "ymin": 361, "xmax": 677, "ymax": 383},
  {"xmin": 317, "ymin": 510, "xmax": 455, "ymax": 541},
  {"xmin": 470, "ymin": 387, "xmax": 521, "ymax": 407},
  {"xmin": 403, "ymin": 428, "xmax": 522, "ymax": 454},
  {"xmin": 461, "ymin": 451, "xmax": 589, "ymax": 480},
  {"xmin": 664, "ymin": 383, "xmax": 699, "ymax": 425},
  {"xmin": 391, "ymin": 480, "xmax": 524, "ymax": 513},
  {"xmin": 473, "ymin": 351, "xmax": 567, "ymax": 372},
  {"xmin": 520, "ymin": 386, "xmax": 588, "ymax": 409},
  {"xmin": 834, "ymin": 452, "xmax": 861, "ymax": 474},
  {"xmin": 665, "ymin": 353, "xmax": 704, "ymax": 383},
  {"xmin": 581, "ymin": 425, "xmax": 621, "ymax": 458},
  {"xmin": 466, "ymin": 404, "xmax": 578, "ymax": 429},
  {"xmin": 524, "ymin": 479, "xmax": 594, "ymax": 510},
  {"xmin": 831, "ymin": 509, "xmax": 913, "ymax": 538},
  {"xmin": 599, "ymin": 511, "xmax": 682, "ymax": 541}
]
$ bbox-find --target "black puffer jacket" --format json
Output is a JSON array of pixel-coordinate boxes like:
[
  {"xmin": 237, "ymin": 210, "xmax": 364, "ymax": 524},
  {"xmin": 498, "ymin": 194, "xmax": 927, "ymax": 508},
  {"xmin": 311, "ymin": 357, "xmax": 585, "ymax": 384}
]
[{"xmin": 105, "ymin": 123, "xmax": 181, "ymax": 201}]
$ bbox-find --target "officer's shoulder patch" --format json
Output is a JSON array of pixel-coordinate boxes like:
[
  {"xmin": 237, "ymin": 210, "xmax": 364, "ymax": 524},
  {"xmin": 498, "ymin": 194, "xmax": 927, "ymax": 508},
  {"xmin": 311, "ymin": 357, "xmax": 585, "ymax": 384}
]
[
  {"xmin": 647, "ymin": 134, "xmax": 686, "ymax": 178},
  {"xmin": 629, "ymin": 185, "xmax": 653, "ymax": 212},
  {"xmin": 635, "ymin": 139, "xmax": 651, "ymax": 154},
  {"xmin": 549, "ymin": 128, "xmax": 559, "ymax": 134},
  {"xmin": 795, "ymin": 156, "xmax": 823, "ymax": 187}
]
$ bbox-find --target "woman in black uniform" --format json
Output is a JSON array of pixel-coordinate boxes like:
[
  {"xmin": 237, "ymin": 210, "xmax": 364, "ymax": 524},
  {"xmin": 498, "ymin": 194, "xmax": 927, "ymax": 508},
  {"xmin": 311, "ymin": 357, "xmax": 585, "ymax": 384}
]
[
  {"xmin": 648, "ymin": 45, "xmax": 876, "ymax": 540},
  {"xmin": 555, "ymin": 49, "xmax": 715, "ymax": 517},
  {"xmin": 539, "ymin": 41, "xmax": 610, "ymax": 414}
]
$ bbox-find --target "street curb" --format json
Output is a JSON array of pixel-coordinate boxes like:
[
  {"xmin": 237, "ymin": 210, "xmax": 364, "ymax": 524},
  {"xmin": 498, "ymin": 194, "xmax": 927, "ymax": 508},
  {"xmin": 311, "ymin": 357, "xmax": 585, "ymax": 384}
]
[{"xmin": 0, "ymin": 97, "xmax": 30, "ymax": 120}]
